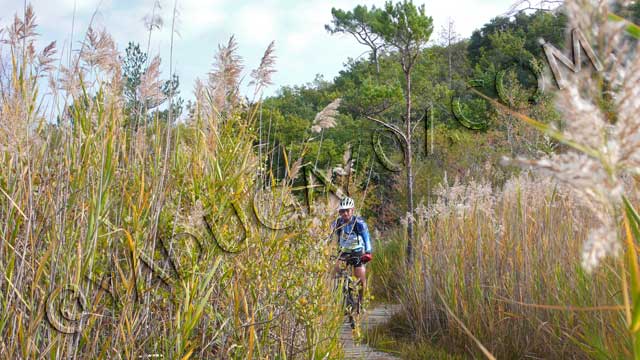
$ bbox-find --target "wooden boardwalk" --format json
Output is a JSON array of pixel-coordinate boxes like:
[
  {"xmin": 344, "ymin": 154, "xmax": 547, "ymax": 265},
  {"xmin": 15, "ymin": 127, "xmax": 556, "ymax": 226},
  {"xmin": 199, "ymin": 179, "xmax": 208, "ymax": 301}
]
[{"xmin": 341, "ymin": 304, "xmax": 401, "ymax": 360}]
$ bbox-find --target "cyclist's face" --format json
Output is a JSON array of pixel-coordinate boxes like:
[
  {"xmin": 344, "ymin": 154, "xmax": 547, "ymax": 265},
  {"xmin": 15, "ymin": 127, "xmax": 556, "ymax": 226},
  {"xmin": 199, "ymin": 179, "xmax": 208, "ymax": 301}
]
[{"xmin": 339, "ymin": 208, "xmax": 353, "ymax": 220}]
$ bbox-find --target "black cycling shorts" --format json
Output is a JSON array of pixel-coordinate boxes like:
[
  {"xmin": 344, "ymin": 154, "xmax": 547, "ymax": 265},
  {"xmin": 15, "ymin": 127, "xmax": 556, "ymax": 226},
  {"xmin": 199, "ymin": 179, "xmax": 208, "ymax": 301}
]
[{"xmin": 339, "ymin": 249, "xmax": 365, "ymax": 268}]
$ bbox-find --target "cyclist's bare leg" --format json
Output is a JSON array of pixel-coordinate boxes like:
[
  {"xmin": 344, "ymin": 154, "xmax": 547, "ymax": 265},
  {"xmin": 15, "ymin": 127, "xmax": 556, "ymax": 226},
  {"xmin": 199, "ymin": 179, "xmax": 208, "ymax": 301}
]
[{"xmin": 354, "ymin": 266, "xmax": 366, "ymax": 312}]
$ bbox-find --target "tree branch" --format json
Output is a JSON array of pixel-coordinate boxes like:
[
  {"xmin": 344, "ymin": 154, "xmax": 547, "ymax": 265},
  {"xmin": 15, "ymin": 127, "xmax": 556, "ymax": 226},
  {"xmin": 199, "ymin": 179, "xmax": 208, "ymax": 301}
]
[
  {"xmin": 366, "ymin": 115, "xmax": 408, "ymax": 144},
  {"xmin": 504, "ymin": 0, "xmax": 563, "ymax": 16},
  {"xmin": 411, "ymin": 108, "xmax": 428, "ymax": 134},
  {"xmin": 350, "ymin": 30, "xmax": 374, "ymax": 48}
]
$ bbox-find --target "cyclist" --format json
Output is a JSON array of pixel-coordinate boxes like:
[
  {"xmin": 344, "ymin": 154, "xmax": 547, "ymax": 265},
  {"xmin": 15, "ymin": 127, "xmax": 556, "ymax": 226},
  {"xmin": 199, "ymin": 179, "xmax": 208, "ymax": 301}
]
[{"xmin": 332, "ymin": 196, "xmax": 372, "ymax": 312}]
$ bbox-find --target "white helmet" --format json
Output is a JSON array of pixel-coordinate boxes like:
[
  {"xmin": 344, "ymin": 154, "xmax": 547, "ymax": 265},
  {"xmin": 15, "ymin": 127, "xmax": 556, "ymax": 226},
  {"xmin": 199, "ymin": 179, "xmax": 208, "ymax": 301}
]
[{"xmin": 338, "ymin": 196, "xmax": 355, "ymax": 210}]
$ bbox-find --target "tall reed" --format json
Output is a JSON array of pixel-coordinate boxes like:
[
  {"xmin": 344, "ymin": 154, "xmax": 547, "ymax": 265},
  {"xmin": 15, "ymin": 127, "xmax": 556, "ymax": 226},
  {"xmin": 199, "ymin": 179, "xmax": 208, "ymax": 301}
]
[
  {"xmin": 0, "ymin": 7, "xmax": 342, "ymax": 359},
  {"xmin": 382, "ymin": 174, "xmax": 628, "ymax": 358}
]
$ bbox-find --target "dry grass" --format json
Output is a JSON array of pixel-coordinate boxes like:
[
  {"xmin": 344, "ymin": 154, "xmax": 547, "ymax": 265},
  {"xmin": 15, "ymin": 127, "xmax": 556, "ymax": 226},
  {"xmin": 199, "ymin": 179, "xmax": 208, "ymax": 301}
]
[
  {"xmin": 0, "ymin": 7, "xmax": 343, "ymax": 359},
  {"xmin": 375, "ymin": 174, "xmax": 630, "ymax": 358},
  {"xmin": 374, "ymin": 2, "xmax": 640, "ymax": 358}
]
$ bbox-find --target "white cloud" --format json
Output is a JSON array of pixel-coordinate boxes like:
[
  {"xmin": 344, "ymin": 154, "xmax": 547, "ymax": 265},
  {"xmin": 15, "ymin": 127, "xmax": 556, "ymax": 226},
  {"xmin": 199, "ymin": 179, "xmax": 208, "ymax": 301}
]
[
  {"xmin": 234, "ymin": 4, "xmax": 278, "ymax": 45},
  {"xmin": 284, "ymin": 32, "xmax": 308, "ymax": 53},
  {"xmin": 178, "ymin": 0, "xmax": 227, "ymax": 37}
]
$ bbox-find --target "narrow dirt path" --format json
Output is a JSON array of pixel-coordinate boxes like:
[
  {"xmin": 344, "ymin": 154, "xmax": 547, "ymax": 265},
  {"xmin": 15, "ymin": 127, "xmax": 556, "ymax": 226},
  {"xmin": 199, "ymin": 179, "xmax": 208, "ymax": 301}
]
[{"xmin": 341, "ymin": 303, "xmax": 401, "ymax": 360}]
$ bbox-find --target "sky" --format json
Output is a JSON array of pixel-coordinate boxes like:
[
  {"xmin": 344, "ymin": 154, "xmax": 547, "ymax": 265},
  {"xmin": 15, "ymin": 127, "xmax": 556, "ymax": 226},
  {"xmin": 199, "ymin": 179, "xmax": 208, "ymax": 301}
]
[{"xmin": 1, "ymin": 0, "xmax": 520, "ymax": 100}]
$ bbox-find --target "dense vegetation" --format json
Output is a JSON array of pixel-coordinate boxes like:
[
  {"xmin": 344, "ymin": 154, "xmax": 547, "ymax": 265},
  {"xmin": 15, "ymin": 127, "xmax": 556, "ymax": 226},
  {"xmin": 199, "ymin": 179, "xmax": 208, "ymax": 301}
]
[
  {"xmin": 3, "ymin": 0, "xmax": 640, "ymax": 358},
  {"xmin": 0, "ymin": 8, "xmax": 342, "ymax": 359},
  {"xmin": 260, "ymin": 1, "xmax": 640, "ymax": 358},
  {"xmin": 261, "ymin": 8, "xmax": 566, "ymax": 230}
]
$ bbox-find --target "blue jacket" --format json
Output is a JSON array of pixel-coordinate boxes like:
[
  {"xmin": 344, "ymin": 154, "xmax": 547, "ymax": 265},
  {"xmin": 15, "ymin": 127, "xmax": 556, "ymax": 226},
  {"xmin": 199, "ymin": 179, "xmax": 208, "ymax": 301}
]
[{"xmin": 333, "ymin": 216, "xmax": 372, "ymax": 253}]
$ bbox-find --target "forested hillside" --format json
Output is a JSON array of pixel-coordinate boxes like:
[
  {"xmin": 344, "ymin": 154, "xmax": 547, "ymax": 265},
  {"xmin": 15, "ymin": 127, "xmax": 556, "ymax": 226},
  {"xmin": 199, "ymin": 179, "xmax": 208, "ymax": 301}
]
[{"xmin": 260, "ymin": 9, "xmax": 566, "ymax": 229}]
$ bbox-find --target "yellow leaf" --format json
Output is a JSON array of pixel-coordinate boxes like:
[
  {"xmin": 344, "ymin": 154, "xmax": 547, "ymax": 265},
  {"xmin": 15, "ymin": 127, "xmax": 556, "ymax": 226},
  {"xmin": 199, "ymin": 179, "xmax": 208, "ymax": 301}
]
[{"xmin": 181, "ymin": 349, "xmax": 194, "ymax": 360}]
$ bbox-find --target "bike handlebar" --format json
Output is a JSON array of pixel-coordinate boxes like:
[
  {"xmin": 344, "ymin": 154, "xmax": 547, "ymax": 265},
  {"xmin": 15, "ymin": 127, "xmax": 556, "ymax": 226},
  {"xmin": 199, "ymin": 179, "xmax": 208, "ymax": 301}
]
[{"xmin": 331, "ymin": 251, "xmax": 362, "ymax": 262}]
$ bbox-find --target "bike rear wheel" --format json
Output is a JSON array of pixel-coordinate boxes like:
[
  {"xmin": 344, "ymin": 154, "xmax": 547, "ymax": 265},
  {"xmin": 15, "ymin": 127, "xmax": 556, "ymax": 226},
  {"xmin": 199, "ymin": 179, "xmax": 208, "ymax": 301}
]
[{"xmin": 344, "ymin": 277, "xmax": 362, "ymax": 333}]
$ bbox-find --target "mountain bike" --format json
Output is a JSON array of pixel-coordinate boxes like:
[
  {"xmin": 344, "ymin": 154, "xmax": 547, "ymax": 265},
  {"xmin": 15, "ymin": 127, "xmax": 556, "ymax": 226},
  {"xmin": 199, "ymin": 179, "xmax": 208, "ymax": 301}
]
[{"xmin": 334, "ymin": 251, "xmax": 364, "ymax": 334}]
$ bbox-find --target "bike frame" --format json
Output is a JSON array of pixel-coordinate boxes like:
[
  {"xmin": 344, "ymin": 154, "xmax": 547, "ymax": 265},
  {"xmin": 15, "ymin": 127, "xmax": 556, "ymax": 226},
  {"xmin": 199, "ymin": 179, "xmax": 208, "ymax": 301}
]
[{"xmin": 335, "ymin": 252, "xmax": 363, "ymax": 330}]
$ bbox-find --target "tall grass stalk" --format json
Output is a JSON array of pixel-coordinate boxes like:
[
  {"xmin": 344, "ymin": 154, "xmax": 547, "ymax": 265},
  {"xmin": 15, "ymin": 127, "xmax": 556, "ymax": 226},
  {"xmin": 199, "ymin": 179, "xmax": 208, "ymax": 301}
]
[
  {"xmin": 379, "ymin": 175, "xmax": 629, "ymax": 358},
  {"xmin": 0, "ymin": 7, "xmax": 343, "ymax": 358},
  {"xmin": 374, "ymin": 3, "xmax": 640, "ymax": 358}
]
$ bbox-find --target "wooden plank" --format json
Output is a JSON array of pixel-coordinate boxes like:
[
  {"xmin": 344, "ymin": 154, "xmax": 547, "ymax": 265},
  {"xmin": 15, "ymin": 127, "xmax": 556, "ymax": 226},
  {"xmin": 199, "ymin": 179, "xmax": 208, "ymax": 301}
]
[{"xmin": 341, "ymin": 304, "xmax": 401, "ymax": 360}]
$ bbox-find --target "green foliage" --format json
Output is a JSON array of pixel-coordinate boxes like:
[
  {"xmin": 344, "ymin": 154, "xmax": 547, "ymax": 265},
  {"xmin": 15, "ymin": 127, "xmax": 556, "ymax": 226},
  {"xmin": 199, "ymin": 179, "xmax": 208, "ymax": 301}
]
[
  {"xmin": 623, "ymin": 197, "xmax": 640, "ymax": 355},
  {"xmin": 121, "ymin": 42, "xmax": 184, "ymax": 127},
  {"xmin": 326, "ymin": 5, "xmax": 383, "ymax": 36},
  {"xmin": 122, "ymin": 42, "xmax": 147, "ymax": 105},
  {"xmin": 612, "ymin": 1, "xmax": 640, "ymax": 26},
  {"xmin": 466, "ymin": 11, "xmax": 566, "ymax": 113},
  {"xmin": 337, "ymin": 58, "xmax": 404, "ymax": 116},
  {"xmin": 368, "ymin": 232, "xmax": 405, "ymax": 301},
  {"xmin": 374, "ymin": 1, "xmax": 434, "ymax": 61},
  {"xmin": 325, "ymin": 4, "xmax": 385, "ymax": 67},
  {"xmin": 327, "ymin": 0, "xmax": 436, "ymax": 72},
  {"xmin": 467, "ymin": 11, "xmax": 567, "ymax": 68},
  {"xmin": 609, "ymin": 12, "xmax": 640, "ymax": 39},
  {"xmin": 260, "ymin": 76, "xmax": 386, "ymax": 176}
]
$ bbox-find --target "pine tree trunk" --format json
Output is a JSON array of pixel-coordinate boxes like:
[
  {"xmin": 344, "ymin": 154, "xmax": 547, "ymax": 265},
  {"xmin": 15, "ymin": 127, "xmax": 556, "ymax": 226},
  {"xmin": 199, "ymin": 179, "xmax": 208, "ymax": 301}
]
[
  {"xmin": 405, "ymin": 70, "xmax": 414, "ymax": 265},
  {"xmin": 448, "ymin": 46, "xmax": 452, "ymax": 88},
  {"xmin": 448, "ymin": 26, "xmax": 453, "ymax": 88},
  {"xmin": 373, "ymin": 48, "xmax": 380, "ymax": 75}
]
